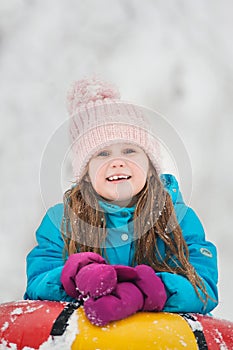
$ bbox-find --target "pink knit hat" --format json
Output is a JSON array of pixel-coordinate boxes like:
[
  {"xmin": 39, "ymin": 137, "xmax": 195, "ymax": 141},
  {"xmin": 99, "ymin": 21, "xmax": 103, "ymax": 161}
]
[{"xmin": 67, "ymin": 77, "xmax": 161, "ymax": 182}]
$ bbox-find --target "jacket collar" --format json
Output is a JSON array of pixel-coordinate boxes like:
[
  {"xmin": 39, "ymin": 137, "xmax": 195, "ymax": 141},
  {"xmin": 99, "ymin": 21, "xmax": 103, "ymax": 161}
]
[
  {"xmin": 160, "ymin": 173, "xmax": 183, "ymax": 204},
  {"xmin": 98, "ymin": 200, "xmax": 135, "ymax": 215}
]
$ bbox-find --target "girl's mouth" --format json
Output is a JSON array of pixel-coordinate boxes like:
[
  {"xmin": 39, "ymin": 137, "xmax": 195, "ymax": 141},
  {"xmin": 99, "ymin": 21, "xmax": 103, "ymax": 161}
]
[{"xmin": 106, "ymin": 175, "xmax": 131, "ymax": 182}]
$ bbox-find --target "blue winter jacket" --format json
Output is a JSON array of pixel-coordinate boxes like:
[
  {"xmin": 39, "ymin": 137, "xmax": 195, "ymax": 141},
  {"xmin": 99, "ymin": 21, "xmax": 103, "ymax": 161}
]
[{"xmin": 24, "ymin": 174, "xmax": 218, "ymax": 314}]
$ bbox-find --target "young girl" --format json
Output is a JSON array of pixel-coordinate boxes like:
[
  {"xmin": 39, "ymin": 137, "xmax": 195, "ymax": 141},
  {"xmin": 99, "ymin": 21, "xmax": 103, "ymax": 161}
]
[{"xmin": 24, "ymin": 77, "xmax": 218, "ymax": 326}]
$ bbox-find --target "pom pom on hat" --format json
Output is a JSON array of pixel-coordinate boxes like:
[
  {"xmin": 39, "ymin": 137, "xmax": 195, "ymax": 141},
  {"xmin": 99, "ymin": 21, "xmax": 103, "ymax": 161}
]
[{"xmin": 67, "ymin": 77, "xmax": 120, "ymax": 115}]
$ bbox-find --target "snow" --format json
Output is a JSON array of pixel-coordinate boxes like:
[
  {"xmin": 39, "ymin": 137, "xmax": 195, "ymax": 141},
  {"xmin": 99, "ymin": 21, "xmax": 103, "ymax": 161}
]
[
  {"xmin": 179, "ymin": 339, "xmax": 188, "ymax": 347},
  {"xmin": 0, "ymin": 341, "xmax": 17, "ymax": 350},
  {"xmin": 10, "ymin": 308, "xmax": 23, "ymax": 316},
  {"xmin": 0, "ymin": 323, "xmax": 9, "ymax": 332},
  {"xmin": 23, "ymin": 305, "xmax": 43, "ymax": 314},
  {"xmin": 185, "ymin": 318, "xmax": 203, "ymax": 332},
  {"xmin": 0, "ymin": 0, "xmax": 233, "ymax": 323},
  {"xmin": 213, "ymin": 328, "xmax": 228, "ymax": 350},
  {"xmin": 38, "ymin": 311, "xmax": 78, "ymax": 350}
]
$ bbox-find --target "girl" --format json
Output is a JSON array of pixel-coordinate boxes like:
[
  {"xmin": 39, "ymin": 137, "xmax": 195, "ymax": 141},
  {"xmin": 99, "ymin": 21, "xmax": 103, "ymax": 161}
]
[{"xmin": 24, "ymin": 77, "xmax": 218, "ymax": 326}]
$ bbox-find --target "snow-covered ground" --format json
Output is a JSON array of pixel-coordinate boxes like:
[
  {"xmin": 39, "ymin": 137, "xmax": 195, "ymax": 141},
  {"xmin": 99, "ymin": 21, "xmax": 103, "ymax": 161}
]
[{"xmin": 0, "ymin": 0, "xmax": 232, "ymax": 322}]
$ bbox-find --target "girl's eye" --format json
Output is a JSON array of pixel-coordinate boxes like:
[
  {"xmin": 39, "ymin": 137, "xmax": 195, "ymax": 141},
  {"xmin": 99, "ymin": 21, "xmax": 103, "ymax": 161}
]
[
  {"xmin": 97, "ymin": 150, "xmax": 110, "ymax": 157},
  {"xmin": 123, "ymin": 148, "xmax": 136, "ymax": 154}
]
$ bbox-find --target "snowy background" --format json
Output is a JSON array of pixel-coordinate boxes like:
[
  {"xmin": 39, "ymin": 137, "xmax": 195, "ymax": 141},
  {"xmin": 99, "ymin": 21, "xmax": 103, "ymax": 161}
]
[{"xmin": 0, "ymin": 0, "xmax": 233, "ymax": 322}]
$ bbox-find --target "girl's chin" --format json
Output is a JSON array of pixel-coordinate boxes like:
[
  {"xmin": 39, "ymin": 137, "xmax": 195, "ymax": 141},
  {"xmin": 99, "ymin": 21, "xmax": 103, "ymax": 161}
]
[{"xmin": 100, "ymin": 195, "xmax": 137, "ymax": 208}]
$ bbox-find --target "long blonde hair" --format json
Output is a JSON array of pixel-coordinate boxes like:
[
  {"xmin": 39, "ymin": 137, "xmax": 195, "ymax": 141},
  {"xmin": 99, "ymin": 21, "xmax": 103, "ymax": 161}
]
[{"xmin": 61, "ymin": 166, "xmax": 209, "ymax": 304}]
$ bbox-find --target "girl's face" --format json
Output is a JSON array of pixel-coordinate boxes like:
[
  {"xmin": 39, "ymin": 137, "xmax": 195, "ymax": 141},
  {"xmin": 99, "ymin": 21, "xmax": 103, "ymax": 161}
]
[{"xmin": 88, "ymin": 143, "xmax": 149, "ymax": 207}]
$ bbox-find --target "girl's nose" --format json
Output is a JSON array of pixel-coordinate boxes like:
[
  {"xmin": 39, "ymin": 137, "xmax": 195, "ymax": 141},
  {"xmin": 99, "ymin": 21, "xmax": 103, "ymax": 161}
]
[{"xmin": 110, "ymin": 158, "xmax": 126, "ymax": 168}]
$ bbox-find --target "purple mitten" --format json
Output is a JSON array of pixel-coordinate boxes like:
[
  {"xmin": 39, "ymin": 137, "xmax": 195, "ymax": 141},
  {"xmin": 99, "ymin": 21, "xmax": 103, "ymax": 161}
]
[
  {"xmin": 134, "ymin": 265, "xmax": 167, "ymax": 311},
  {"xmin": 61, "ymin": 252, "xmax": 107, "ymax": 298},
  {"xmin": 84, "ymin": 282, "xmax": 144, "ymax": 326},
  {"xmin": 75, "ymin": 263, "xmax": 117, "ymax": 298}
]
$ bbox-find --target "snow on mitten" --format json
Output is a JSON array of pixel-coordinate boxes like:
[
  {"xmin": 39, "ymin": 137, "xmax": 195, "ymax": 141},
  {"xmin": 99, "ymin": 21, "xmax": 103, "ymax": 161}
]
[
  {"xmin": 75, "ymin": 263, "xmax": 117, "ymax": 298},
  {"xmin": 61, "ymin": 252, "xmax": 116, "ymax": 299},
  {"xmin": 84, "ymin": 282, "xmax": 144, "ymax": 326}
]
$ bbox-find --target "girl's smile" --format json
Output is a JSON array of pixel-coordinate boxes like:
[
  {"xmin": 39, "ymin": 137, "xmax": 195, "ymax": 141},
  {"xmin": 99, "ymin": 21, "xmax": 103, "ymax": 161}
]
[
  {"xmin": 88, "ymin": 143, "xmax": 149, "ymax": 207},
  {"xmin": 106, "ymin": 174, "xmax": 131, "ymax": 182}
]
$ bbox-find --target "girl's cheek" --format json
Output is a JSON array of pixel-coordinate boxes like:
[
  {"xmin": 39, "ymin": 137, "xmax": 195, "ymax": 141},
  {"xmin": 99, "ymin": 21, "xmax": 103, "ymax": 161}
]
[{"xmin": 90, "ymin": 162, "xmax": 107, "ymax": 185}]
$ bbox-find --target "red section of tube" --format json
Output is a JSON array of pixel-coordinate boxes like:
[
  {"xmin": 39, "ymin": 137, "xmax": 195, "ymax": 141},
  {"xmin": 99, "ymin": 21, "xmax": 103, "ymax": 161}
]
[{"xmin": 0, "ymin": 300, "xmax": 66, "ymax": 349}]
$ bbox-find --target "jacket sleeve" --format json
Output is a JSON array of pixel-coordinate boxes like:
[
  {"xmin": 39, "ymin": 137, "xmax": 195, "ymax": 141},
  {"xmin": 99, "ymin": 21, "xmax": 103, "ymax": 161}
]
[
  {"xmin": 157, "ymin": 205, "xmax": 218, "ymax": 314},
  {"xmin": 24, "ymin": 204, "xmax": 74, "ymax": 302}
]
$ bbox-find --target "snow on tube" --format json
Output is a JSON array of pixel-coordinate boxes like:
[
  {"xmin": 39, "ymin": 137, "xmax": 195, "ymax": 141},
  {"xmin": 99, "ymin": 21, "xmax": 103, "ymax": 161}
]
[{"xmin": 0, "ymin": 300, "xmax": 233, "ymax": 349}]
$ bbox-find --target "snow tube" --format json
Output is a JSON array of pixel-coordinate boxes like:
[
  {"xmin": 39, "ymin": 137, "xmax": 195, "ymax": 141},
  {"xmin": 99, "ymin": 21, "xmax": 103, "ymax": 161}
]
[{"xmin": 0, "ymin": 300, "xmax": 233, "ymax": 349}]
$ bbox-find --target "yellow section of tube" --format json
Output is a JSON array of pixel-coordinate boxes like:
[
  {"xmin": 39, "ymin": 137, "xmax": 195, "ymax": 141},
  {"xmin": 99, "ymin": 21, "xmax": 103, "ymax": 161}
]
[{"xmin": 71, "ymin": 307, "xmax": 198, "ymax": 350}]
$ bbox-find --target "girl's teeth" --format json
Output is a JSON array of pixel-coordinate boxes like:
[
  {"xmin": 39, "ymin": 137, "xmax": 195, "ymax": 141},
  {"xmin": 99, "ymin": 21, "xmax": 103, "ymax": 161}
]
[{"xmin": 108, "ymin": 175, "xmax": 130, "ymax": 181}]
